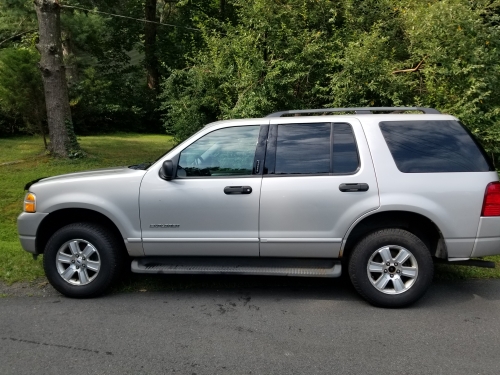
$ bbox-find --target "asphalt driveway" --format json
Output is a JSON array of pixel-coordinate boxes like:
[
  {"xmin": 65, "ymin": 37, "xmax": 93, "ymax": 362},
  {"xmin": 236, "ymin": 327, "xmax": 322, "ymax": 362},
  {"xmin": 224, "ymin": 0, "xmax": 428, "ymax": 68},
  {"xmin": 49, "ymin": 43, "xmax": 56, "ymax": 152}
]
[{"xmin": 1, "ymin": 277, "xmax": 500, "ymax": 374}]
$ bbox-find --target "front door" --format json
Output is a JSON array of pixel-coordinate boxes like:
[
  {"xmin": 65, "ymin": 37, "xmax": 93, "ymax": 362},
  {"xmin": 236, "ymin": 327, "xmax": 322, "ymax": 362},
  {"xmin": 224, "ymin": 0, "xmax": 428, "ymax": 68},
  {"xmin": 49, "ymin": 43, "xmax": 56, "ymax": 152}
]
[
  {"xmin": 259, "ymin": 119, "xmax": 380, "ymax": 258},
  {"xmin": 140, "ymin": 123, "xmax": 267, "ymax": 256}
]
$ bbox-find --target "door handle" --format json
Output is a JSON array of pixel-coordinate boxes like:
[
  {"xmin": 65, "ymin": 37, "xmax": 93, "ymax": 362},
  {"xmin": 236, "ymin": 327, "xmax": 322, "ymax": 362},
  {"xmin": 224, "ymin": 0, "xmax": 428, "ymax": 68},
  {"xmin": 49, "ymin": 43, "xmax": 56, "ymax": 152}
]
[
  {"xmin": 339, "ymin": 183, "xmax": 369, "ymax": 192},
  {"xmin": 224, "ymin": 186, "xmax": 252, "ymax": 195}
]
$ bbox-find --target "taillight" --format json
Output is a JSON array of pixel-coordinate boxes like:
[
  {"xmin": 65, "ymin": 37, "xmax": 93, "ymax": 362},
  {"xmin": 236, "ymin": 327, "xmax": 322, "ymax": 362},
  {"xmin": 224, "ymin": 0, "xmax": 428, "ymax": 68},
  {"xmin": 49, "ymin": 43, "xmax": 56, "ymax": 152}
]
[{"xmin": 481, "ymin": 182, "xmax": 500, "ymax": 216}]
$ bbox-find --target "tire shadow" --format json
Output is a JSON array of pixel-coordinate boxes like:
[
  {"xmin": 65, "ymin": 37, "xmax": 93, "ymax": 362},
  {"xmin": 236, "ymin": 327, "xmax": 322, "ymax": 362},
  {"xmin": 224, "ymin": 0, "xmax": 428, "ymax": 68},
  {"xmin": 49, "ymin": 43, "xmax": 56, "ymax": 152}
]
[{"xmin": 115, "ymin": 273, "xmax": 500, "ymax": 308}]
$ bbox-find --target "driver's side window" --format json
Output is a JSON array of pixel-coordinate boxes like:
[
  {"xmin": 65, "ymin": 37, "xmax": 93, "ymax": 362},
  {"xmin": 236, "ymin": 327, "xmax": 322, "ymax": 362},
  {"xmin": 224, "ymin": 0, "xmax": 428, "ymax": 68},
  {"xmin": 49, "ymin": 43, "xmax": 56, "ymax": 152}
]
[{"xmin": 178, "ymin": 126, "xmax": 260, "ymax": 177}]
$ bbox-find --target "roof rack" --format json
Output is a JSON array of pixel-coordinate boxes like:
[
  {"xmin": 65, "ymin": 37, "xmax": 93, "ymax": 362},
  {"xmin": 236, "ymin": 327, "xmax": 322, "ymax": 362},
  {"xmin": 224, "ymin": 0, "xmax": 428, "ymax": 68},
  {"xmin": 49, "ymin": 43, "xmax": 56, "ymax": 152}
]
[{"xmin": 265, "ymin": 107, "xmax": 441, "ymax": 117}]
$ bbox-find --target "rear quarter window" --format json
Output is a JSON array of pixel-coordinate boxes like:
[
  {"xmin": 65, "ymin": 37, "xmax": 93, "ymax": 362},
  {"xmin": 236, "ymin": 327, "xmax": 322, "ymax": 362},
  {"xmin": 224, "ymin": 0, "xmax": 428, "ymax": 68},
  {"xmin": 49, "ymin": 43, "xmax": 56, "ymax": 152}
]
[
  {"xmin": 379, "ymin": 120, "xmax": 493, "ymax": 173},
  {"xmin": 332, "ymin": 123, "xmax": 359, "ymax": 174}
]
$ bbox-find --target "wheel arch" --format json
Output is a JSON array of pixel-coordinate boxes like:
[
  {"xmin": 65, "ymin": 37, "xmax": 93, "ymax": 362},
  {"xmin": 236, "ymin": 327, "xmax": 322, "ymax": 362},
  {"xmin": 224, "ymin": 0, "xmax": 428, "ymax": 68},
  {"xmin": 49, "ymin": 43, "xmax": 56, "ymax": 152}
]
[
  {"xmin": 341, "ymin": 210, "xmax": 447, "ymax": 261},
  {"xmin": 35, "ymin": 208, "xmax": 127, "ymax": 256}
]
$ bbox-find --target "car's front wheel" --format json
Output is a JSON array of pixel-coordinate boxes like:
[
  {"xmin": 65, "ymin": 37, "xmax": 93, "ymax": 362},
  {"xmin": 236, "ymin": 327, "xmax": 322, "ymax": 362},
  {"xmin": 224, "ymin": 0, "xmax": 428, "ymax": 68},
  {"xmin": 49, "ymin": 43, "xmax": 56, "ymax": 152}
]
[
  {"xmin": 43, "ymin": 223, "xmax": 123, "ymax": 298},
  {"xmin": 348, "ymin": 228, "xmax": 433, "ymax": 308}
]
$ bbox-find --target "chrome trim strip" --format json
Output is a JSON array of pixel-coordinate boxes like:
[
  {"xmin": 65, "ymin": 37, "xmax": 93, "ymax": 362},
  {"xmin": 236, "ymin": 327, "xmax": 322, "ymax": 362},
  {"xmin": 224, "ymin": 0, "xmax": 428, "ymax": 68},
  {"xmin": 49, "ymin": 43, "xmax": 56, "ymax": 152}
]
[
  {"xmin": 260, "ymin": 238, "xmax": 342, "ymax": 243},
  {"xmin": 140, "ymin": 238, "xmax": 342, "ymax": 243},
  {"xmin": 126, "ymin": 238, "xmax": 142, "ymax": 243},
  {"xmin": 142, "ymin": 238, "xmax": 259, "ymax": 243}
]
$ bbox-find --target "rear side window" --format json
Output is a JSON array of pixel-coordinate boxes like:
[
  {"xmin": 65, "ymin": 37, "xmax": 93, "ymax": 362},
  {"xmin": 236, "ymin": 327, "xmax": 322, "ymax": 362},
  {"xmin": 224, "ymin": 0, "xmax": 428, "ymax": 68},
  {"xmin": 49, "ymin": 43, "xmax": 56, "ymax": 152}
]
[
  {"xmin": 275, "ymin": 123, "xmax": 331, "ymax": 174},
  {"xmin": 268, "ymin": 122, "xmax": 359, "ymax": 175},
  {"xmin": 333, "ymin": 123, "xmax": 359, "ymax": 173},
  {"xmin": 379, "ymin": 120, "xmax": 492, "ymax": 173}
]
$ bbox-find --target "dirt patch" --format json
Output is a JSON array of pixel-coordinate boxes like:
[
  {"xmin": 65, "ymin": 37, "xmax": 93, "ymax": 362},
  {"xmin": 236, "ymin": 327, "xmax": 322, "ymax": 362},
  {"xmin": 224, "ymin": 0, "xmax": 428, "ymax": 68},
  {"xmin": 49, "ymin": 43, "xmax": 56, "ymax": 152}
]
[
  {"xmin": 0, "ymin": 160, "xmax": 25, "ymax": 167},
  {"xmin": 0, "ymin": 278, "xmax": 60, "ymax": 298}
]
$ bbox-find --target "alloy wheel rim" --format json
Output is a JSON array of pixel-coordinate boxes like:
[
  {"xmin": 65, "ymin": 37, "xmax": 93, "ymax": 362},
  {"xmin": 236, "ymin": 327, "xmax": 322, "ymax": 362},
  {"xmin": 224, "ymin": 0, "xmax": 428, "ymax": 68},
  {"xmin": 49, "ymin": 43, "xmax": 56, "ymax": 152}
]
[
  {"xmin": 366, "ymin": 245, "xmax": 418, "ymax": 295},
  {"xmin": 55, "ymin": 239, "xmax": 101, "ymax": 286}
]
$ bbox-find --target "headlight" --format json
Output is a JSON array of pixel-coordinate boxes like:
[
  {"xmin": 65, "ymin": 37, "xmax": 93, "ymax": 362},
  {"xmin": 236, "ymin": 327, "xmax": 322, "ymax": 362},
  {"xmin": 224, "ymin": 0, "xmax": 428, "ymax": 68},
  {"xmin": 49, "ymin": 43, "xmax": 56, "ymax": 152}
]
[{"xmin": 24, "ymin": 192, "xmax": 36, "ymax": 213}]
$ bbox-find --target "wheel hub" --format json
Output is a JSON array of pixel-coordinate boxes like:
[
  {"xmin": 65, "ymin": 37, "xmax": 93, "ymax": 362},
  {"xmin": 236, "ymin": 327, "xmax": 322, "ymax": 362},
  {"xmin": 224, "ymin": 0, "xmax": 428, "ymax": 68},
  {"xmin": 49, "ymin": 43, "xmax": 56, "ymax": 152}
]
[
  {"xmin": 366, "ymin": 245, "xmax": 418, "ymax": 295},
  {"xmin": 55, "ymin": 239, "xmax": 101, "ymax": 286}
]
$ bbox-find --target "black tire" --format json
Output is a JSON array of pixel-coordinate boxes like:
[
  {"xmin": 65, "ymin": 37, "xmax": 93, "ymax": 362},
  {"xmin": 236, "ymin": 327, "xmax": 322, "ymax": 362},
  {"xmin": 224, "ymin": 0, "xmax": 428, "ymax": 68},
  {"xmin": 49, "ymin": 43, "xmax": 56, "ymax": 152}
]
[
  {"xmin": 43, "ymin": 223, "xmax": 124, "ymax": 298},
  {"xmin": 348, "ymin": 228, "xmax": 433, "ymax": 308}
]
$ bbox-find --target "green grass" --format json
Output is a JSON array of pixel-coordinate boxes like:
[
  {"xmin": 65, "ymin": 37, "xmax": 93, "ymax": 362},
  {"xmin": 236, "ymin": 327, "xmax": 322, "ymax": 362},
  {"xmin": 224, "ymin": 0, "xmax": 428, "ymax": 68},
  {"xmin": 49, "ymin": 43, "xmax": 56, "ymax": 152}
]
[
  {"xmin": 1, "ymin": 133, "xmax": 499, "ymax": 288},
  {"xmin": 435, "ymin": 260, "xmax": 500, "ymax": 280},
  {"xmin": 0, "ymin": 133, "xmax": 174, "ymax": 284}
]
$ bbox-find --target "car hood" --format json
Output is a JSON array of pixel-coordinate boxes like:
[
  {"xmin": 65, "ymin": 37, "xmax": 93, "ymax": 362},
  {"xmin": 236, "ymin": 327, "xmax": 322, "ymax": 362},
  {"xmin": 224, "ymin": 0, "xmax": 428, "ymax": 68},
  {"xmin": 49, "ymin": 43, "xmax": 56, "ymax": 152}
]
[{"xmin": 25, "ymin": 167, "xmax": 146, "ymax": 190}]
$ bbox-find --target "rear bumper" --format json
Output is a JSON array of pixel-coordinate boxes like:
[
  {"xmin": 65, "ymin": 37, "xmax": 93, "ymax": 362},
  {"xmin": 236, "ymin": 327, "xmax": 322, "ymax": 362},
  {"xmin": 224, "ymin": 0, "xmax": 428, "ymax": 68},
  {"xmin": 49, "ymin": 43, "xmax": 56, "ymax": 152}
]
[
  {"xmin": 17, "ymin": 212, "xmax": 48, "ymax": 254},
  {"xmin": 471, "ymin": 217, "xmax": 500, "ymax": 257}
]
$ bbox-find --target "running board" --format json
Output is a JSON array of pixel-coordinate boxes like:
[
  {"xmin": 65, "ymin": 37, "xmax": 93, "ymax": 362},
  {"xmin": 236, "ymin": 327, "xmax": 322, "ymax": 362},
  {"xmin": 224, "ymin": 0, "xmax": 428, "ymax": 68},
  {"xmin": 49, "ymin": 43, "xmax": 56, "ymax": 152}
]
[{"xmin": 131, "ymin": 257, "xmax": 342, "ymax": 278}]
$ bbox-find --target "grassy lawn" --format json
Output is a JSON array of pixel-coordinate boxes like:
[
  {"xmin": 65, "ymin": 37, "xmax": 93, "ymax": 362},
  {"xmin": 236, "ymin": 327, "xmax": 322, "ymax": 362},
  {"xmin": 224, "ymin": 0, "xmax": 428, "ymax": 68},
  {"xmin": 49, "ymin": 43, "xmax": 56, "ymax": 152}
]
[
  {"xmin": 0, "ymin": 133, "xmax": 174, "ymax": 284},
  {"xmin": 1, "ymin": 133, "xmax": 499, "ymax": 289}
]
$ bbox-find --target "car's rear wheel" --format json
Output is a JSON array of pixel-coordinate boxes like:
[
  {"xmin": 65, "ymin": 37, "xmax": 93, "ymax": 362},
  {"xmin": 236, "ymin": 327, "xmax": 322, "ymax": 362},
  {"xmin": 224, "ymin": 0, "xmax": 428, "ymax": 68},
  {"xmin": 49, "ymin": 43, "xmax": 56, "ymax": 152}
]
[
  {"xmin": 43, "ymin": 223, "xmax": 123, "ymax": 298},
  {"xmin": 348, "ymin": 228, "xmax": 433, "ymax": 308}
]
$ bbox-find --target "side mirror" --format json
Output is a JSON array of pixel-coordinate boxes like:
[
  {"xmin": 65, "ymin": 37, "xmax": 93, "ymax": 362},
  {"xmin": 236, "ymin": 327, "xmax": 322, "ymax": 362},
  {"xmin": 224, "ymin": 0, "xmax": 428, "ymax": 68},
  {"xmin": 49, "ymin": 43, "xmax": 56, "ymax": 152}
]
[{"xmin": 160, "ymin": 160, "xmax": 175, "ymax": 181}]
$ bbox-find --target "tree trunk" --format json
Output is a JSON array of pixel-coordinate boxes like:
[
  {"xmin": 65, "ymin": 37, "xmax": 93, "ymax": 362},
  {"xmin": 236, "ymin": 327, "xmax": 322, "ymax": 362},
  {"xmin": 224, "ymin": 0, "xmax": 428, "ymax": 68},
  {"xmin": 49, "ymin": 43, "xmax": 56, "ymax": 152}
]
[
  {"xmin": 220, "ymin": 0, "xmax": 225, "ymax": 18},
  {"xmin": 34, "ymin": 0, "xmax": 79, "ymax": 158},
  {"xmin": 38, "ymin": 118, "xmax": 48, "ymax": 149},
  {"xmin": 145, "ymin": 0, "xmax": 159, "ymax": 91},
  {"xmin": 33, "ymin": 104, "xmax": 48, "ymax": 149},
  {"xmin": 62, "ymin": 30, "xmax": 78, "ymax": 84}
]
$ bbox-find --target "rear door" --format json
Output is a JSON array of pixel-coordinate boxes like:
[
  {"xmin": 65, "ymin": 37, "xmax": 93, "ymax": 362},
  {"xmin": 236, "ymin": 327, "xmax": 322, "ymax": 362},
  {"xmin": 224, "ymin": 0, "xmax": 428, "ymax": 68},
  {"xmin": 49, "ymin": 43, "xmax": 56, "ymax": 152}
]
[{"xmin": 259, "ymin": 118, "xmax": 380, "ymax": 258}]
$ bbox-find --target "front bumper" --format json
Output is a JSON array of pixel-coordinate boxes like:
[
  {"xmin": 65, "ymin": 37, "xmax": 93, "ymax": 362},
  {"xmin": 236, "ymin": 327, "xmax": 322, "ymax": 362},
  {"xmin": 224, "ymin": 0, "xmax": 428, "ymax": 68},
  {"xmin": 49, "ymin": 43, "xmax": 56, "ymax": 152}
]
[{"xmin": 17, "ymin": 212, "xmax": 48, "ymax": 254}]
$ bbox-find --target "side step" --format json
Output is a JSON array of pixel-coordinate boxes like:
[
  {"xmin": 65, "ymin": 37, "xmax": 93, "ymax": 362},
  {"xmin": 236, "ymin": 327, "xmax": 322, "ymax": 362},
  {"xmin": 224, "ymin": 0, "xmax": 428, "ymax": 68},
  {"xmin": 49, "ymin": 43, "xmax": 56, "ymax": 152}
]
[{"xmin": 131, "ymin": 257, "xmax": 342, "ymax": 278}]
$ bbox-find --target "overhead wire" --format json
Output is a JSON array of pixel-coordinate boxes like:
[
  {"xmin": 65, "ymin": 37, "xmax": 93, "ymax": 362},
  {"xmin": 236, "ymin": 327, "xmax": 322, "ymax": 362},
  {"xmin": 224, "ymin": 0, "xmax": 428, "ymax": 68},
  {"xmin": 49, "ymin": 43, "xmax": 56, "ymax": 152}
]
[{"xmin": 59, "ymin": 4, "xmax": 202, "ymax": 32}]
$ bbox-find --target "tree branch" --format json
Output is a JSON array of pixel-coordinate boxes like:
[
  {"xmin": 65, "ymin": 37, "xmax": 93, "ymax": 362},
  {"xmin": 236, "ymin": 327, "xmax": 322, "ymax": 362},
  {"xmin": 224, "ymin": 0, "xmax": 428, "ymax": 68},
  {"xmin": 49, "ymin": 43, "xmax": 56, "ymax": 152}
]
[
  {"xmin": 0, "ymin": 29, "xmax": 37, "ymax": 47},
  {"xmin": 392, "ymin": 56, "xmax": 428, "ymax": 74}
]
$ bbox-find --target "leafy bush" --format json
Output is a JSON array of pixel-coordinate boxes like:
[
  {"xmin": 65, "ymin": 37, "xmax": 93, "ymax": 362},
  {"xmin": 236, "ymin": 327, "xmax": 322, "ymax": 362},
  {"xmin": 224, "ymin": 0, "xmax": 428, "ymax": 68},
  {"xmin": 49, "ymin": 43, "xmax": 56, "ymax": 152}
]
[
  {"xmin": 0, "ymin": 47, "xmax": 46, "ymax": 137},
  {"xmin": 161, "ymin": 0, "xmax": 500, "ymax": 167},
  {"xmin": 160, "ymin": 0, "xmax": 335, "ymax": 141}
]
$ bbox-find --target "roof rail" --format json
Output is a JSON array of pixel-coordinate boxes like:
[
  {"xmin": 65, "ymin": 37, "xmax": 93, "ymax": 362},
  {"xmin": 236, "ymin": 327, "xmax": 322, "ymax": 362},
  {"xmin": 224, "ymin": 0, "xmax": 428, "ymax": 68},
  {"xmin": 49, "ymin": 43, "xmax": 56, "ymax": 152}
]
[{"xmin": 265, "ymin": 107, "xmax": 441, "ymax": 117}]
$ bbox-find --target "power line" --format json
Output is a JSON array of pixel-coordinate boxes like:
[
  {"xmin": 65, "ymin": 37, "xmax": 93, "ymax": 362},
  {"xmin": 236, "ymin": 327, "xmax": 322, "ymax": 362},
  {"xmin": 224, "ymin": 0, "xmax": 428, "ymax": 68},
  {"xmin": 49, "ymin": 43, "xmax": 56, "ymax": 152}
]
[{"xmin": 60, "ymin": 4, "xmax": 202, "ymax": 32}]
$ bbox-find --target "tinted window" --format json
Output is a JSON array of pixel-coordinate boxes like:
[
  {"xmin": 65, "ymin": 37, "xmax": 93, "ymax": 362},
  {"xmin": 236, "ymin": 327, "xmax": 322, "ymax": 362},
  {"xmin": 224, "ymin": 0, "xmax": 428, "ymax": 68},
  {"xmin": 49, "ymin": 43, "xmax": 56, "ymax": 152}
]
[
  {"xmin": 333, "ymin": 123, "xmax": 359, "ymax": 173},
  {"xmin": 379, "ymin": 121, "xmax": 491, "ymax": 173},
  {"xmin": 178, "ymin": 126, "xmax": 259, "ymax": 177},
  {"xmin": 275, "ymin": 123, "xmax": 331, "ymax": 174}
]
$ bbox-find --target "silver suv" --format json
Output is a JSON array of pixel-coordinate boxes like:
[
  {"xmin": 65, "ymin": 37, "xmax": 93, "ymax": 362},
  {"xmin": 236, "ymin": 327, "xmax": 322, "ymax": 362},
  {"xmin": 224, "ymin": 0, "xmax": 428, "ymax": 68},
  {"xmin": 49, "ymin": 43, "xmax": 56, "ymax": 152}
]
[{"xmin": 17, "ymin": 107, "xmax": 500, "ymax": 307}]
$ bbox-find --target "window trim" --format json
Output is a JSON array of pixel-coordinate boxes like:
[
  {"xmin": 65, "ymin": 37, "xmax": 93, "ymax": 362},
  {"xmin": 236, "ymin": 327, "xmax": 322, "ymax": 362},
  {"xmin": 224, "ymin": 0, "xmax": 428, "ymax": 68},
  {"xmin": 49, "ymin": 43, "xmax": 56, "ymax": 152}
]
[
  {"xmin": 253, "ymin": 125, "xmax": 269, "ymax": 176},
  {"xmin": 263, "ymin": 124, "xmax": 278, "ymax": 175}
]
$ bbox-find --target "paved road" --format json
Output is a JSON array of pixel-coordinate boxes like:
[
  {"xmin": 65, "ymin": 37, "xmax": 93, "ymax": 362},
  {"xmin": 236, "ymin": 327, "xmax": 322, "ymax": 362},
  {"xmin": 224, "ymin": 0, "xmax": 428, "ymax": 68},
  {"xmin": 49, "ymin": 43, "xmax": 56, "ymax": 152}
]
[{"xmin": 1, "ymin": 277, "xmax": 500, "ymax": 374}]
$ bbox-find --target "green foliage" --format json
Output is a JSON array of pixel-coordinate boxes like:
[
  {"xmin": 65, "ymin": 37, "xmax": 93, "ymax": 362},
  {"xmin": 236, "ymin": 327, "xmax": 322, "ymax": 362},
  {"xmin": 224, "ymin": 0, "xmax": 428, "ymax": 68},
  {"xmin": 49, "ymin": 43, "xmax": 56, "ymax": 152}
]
[
  {"xmin": 161, "ymin": 0, "xmax": 500, "ymax": 165},
  {"xmin": 64, "ymin": 119, "xmax": 84, "ymax": 158},
  {"xmin": 0, "ymin": 47, "xmax": 46, "ymax": 136},
  {"xmin": 0, "ymin": 0, "xmax": 36, "ymax": 46},
  {"xmin": 325, "ymin": 0, "xmax": 500, "ymax": 161},
  {"xmin": 57, "ymin": 4, "xmax": 153, "ymax": 134},
  {"xmin": 401, "ymin": 0, "xmax": 500, "ymax": 161},
  {"xmin": 1, "ymin": 0, "xmax": 500, "ymax": 163},
  {"xmin": 161, "ymin": 0, "xmax": 336, "ymax": 141},
  {"xmin": 69, "ymin": 66, "xmax": 160, "ymax": 134}
]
